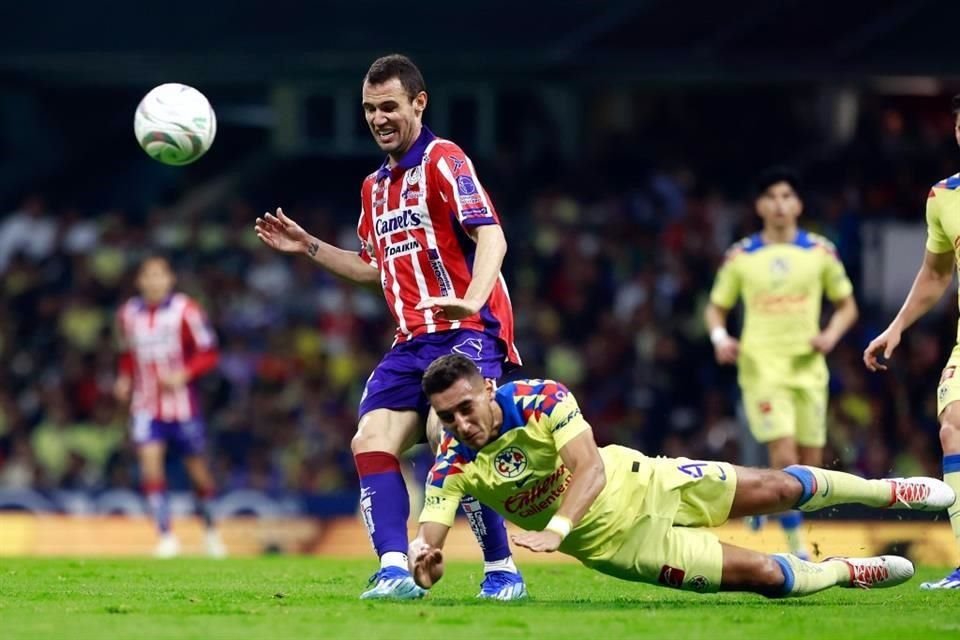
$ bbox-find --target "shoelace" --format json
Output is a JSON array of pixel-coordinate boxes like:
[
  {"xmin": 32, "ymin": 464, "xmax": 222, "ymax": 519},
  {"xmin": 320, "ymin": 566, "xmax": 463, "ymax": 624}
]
[
  {"xmin": 893, "ymin": 480, "xmax": 931, "ymax": 508},
  {"xmin": 851, "ymin": 562, "xmax": 889, "ymax": 588}
]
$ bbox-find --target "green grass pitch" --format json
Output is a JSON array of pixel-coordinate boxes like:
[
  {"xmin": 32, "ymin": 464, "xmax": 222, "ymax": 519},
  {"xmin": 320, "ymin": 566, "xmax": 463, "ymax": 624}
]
[{"xmin": 1, "ymin": 558, "xmax": 959, "ymax": 639}]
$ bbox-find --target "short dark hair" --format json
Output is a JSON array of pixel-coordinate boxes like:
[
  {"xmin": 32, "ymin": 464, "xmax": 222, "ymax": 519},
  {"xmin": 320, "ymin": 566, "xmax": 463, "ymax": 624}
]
[
  {"xmin": 364, "ymin": 54, "xmax": 426, "ymax": 100},
  {"xmin": 952, "ymin": 94, "xmax": 960, "ymax": 115},
  {"xmin": 138, "ymin": 253, "xmax": 173, "ymax": 273},
  {"xmin": 754, "ymin": 166, "xmax": 803, "ymax": 199},
  {"xmin": 422, "ymin": 354, "xmax": 483, "ymax": 397}
]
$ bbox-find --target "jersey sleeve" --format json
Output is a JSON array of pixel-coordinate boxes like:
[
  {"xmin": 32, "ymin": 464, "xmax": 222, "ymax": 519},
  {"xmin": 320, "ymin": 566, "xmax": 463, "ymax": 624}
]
[
  {"xmin": 357, "ymin": 182, "xmax": 378, "ymax": 268},
  {"xmin": 821, "ymin": 245, "xmax": 854, "ymax": 302},
  {"xmin": 115, "ymin": 306, "xmax": 133, "ymax": 376},
  {"xmin": 709, "ymin": 252, "xmax": 741, "ymax": 309},
  {"xmin": 539, "ymin": 383, "xmax": 591, "ymax": 450},
  {"xmin": 431, "ymin": 143, "xmax": 500, "ymax": 231},
  {"xmin": 419, "ymin": 435, "xmax": 468, "ymax": 527},
  {"xmin": 925, "ymin": 189, "xmax": 953, "ymax": 254},
  {"xmin": 182, "ymin": 300, "xmax": 217, "ymax": 351}
]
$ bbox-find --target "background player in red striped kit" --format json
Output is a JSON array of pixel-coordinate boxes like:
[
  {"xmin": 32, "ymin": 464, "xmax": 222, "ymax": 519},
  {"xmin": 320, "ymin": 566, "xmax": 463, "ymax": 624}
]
[
  {"xmin": 255, "ymin": 54, "xmax": 526, "ymax": 600},
  {"xmin": 114, "ymin": 255, "xmax": 226, "ymax": 558}
]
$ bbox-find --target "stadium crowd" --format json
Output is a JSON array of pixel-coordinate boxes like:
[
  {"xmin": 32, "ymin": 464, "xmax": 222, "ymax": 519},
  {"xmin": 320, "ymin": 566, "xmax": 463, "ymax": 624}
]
[{"xmin": 0, "ymin": 95, "xmax": 956, "ymax": 504}]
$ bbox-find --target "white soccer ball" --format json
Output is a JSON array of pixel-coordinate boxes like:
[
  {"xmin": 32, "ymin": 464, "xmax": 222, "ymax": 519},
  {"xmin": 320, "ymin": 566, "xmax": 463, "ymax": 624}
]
[{"xmin": 134, "ymin": 83, "xmax": 217, "ymax": 165}]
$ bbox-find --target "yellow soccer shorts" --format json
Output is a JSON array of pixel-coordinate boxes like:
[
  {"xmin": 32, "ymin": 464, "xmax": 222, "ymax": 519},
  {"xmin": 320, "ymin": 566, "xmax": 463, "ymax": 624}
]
[
  {"xmin": 741, "ymin": 385, "xmax": 827, "ymax": 447},
  {"xmin": 936, "ymin": 345, "xmax": 960, "ymax": 415},
  {"xmin": 584, "ymin": 456, "xmax": 738, "ymax": 593}
]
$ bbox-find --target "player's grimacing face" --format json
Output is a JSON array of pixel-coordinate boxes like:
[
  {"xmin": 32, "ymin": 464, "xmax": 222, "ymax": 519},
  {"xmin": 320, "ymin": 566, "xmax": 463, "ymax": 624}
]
[
  {"xmin": 362, "ymin": 77, "xmax": 427, "ymax": 157},
  {"xmin": 756, "ymin": 181, "xmax": 802, "ymax": 229},
  {"xmin": 430, "ymin": 377, "xmax": 497, "ymax": 449},
  {"xmin": 137, "ymin": 259, "xmax": 175, "ymax": 303}
]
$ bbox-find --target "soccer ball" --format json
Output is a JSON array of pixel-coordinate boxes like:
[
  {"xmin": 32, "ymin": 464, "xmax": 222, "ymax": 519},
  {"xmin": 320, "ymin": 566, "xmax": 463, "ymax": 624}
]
[{"xmin": 134, "ymin": 83, "xmax": 216, "ymax": 165}]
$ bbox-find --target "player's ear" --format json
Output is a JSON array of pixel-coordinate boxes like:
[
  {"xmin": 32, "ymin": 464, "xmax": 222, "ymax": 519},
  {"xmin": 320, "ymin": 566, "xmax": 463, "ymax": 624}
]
[
  {"xmin": 484, "ymin": 378, "xmax": 495, "ymax": 398},
  {"xmin": 414, "ymin": 91, "xmax": 428, "ymax": 115}
]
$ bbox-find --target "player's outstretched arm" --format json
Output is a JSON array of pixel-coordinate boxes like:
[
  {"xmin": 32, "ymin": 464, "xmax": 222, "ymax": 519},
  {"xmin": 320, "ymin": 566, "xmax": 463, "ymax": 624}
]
[
  {"xmin": 864, "ymin": 249, "xmax": 954, "ymax": 371},
  {"xmin": 255, "ymin": 207, "xmax": 379, "ymax": 285},
  {"xmin": 409, "ymin": 522, "xmax": 450, "ymax": 589},
  {"xmin": 512, "ymin": 429, "xmax": 606, "ymax": 553}
]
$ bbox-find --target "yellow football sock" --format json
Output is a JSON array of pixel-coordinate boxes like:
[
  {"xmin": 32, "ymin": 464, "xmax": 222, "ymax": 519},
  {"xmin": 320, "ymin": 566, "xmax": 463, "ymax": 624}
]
[
  {"xmin": 784, "ymin": 465, "xmax": 891, "ymax": 512},
  {"xmin": 772, "ymin": 554, "xmax": 849, "ymax": 597}
]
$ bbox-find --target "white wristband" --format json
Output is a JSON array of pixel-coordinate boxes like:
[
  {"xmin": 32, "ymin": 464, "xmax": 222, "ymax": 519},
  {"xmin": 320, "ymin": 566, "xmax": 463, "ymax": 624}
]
[
  {"xmin": 545, "ymin": 515, "xmax": 573, "ymax": 540},
  {"xmin": 710, "ymin": 327, "xmax": 731, "ymax": 346}
]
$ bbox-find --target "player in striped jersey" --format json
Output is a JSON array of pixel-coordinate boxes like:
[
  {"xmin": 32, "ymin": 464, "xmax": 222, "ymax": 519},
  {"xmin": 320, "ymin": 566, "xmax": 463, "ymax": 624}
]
[
  {"xmin": 255, "ymin": 54, "xmax": 525, "ymax": 600},
  {"xmin": 864, "ymin": 94, "xmax": 960, "ymax": 589},
  {"xmin": 114, "ymin": 255, "xmax": 225, "ymax": 558}
]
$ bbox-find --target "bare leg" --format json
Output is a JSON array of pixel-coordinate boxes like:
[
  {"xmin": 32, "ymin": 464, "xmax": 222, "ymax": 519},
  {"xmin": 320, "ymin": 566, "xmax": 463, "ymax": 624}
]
[
  {"xmin": 728, "ymin": 466, "xmax": 803, "ymax": 519},
  {"xmin": 798, "ymin": 446, "xmax": 823, "ymax": 467},
  {"xmin": 183, "ymin": 454, "xmax": 217, "ymax": 529},
  {"xmin": 139, "ymin": 442, "xmax": 170, "ymax": 534},
  {"xmin": 766, "ymin": 436, "xmax": 798, "ymax": 469},
  {"xmin": 719, "ymin": 543, "xmax": 792, "ymax": 596}
]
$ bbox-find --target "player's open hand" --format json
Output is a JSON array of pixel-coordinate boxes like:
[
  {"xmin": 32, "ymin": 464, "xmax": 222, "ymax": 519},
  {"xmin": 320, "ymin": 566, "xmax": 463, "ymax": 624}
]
[
  {"xmin": 863, "ymin": 327, "xmax": 902, "ymax": 372},
  {"xmin": 255, "ymin": 207, "xmax": 309, "ymax": 254},
  {"xmin": 713, "ymin": 336, "xmax": 739, "ymax": 365},
  {"xmin": 415, "ymin": 296, "xmax": 482, "ymax": 321},
  {"xmin": 113, "ymin": 375, "xmax": 132, "ymax": 403},
  {"xmin": 410, "ymin": 542, "xmax": 444, "ymax": 589},
  {"xmin": 510, "ymin": 530, "xmax": 563, "ymax": 553}
]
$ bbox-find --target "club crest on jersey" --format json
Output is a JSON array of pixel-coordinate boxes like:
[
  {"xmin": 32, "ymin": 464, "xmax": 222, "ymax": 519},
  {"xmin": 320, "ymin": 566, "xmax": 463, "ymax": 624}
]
[
  {"xmin": 495, "ymin": 447, "xmax": 528, "ymax": 478},
  {"xmin": 406, "ymin": 166, "xmax": 422, "ymax": 185},
  {"xmin": 769, "ymin": 256, "xmax": 790, "ymax": 286}
]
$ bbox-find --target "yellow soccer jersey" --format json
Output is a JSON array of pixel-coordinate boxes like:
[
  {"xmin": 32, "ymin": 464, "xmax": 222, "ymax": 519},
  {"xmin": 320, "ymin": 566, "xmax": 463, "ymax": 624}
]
[
  {"xmin": 925, "ymin": 173, "xmax": 960, "ymax": 342},
  {"xmin": 420, "ymin": 380, "xmax": 649, "ymax": 563},
  {"xmin": 709, "ymin": 230, "xmax": 853, "ymax": 363}
]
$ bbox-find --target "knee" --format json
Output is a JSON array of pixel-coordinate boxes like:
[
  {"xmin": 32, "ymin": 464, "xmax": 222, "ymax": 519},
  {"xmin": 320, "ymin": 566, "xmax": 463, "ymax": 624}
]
[
  {"xmin": 351, "ymin": 428, "xmax": 376, "ymax": 455},
  {"xmin": 351, "ymin": 417, "xmax": 406, "ymax": 456},
  {"xmin": 939, "ymin": 417, "xmax": 960, "ymax": 450}
]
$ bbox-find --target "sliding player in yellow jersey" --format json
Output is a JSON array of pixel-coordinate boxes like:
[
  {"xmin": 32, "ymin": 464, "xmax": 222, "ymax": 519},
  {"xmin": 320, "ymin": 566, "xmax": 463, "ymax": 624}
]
[
  {"xmin": 408, "ymin": 354, "xmax": 953, "ymax": 598},
  {"xmin": 705, "ymin": 168, "xmax": 859, "ymax": 559},
  {"xmin": 864, "ymin": 94, "xmax": 960, "ymax": 590}
]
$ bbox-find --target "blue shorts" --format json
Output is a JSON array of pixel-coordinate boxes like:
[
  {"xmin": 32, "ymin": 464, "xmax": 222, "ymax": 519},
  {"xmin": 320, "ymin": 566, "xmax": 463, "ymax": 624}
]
[
  {"xmin": 131, "ymin": 413, "xmax": 207, "ymax": 456},
  {"xmin": 358, "ymin": 329, "xmax": 510, "ymax": 419}
]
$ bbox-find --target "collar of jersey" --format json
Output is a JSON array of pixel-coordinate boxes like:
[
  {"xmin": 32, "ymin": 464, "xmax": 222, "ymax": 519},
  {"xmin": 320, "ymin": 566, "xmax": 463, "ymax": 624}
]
[
  {"xmin": 374, "ymin": 126, "xmax": 436, "ymax": 182},
  {"xmin": 135, "ymin": 293, "xmax": 175, "ymax": 310},
  {"xmin": 747, "ymin": 229, "xmax": 813, "ymax": 252},
  {"xmin": 495, "ymin": 383, "xmax": 526, "ymax": 436}
]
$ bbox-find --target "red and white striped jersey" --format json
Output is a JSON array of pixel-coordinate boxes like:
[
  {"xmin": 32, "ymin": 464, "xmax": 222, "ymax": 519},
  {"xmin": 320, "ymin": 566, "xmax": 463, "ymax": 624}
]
[
  {"xmin": 116, "ymin": 293, "xmax": 219, "ymax": 422},
  {"xmin": 357, "ymin": 127, "xmax": 520, "ymax": 365}
]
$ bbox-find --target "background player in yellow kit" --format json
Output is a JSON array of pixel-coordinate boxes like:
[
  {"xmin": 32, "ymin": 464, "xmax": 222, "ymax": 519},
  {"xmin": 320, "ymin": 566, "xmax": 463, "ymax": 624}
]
[
  {"xmin": 705, "ymin": 168, "xmax": 859, "ymax": 558},
  {"xmin": 864, "ymin": 94, "xmax": 960, "ymax": 590},
  {"xmin": 408, "ymin": 355, "xmax": 953, "ymax": 598}
]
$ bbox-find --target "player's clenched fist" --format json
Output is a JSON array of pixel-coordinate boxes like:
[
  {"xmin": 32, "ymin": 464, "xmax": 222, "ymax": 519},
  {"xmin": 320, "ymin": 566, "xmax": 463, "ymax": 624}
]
[
  {"xmin": 863, "ymin": 327, "xmax": 902, "ymax": 372},
  {"xmin": 409, "ymin": 539, "xmax": 445, "ymax": 589}
]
